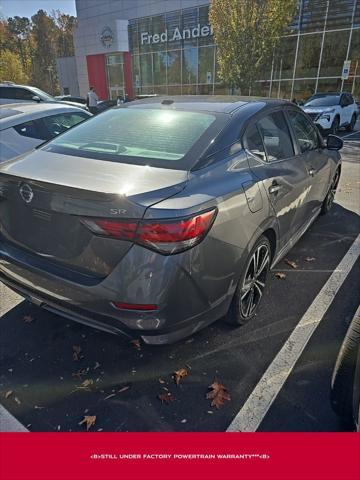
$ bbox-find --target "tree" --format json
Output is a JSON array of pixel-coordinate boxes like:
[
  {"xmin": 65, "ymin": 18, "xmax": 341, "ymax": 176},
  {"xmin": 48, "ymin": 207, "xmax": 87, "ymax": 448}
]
[
  {"xmin": 6, "ymin": 16, "xmax": 33, "ymax": 77},
  {"xmin": 51, "ymin": 10, "xmax": 77, "ymax": 57},
  {"xmin": 31, "ymin": 9, "xmax": 59, "ymax": 94},
  {"xmin": 0, "ymin": 49, "xmax": 28, "ymax": 83},
  {"xmin": 209, "ymin": 0, "xmax": 297, "ymax": 93}
]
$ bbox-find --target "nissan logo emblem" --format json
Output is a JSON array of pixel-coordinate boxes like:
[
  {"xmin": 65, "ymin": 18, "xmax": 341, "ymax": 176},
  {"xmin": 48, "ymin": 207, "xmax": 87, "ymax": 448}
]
[{"xmin": 19, "ymin": 183, "xmax": 34, "ymax": 204}]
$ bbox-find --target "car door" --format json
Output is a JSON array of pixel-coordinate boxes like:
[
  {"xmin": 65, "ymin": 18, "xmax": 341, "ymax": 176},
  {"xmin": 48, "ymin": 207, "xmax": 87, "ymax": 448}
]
[
  {"xmin": 244, "ymin": 109, "xmax": 311, "ymax": 249},
  {"xmin": 287, "ymin": 108, "xmax": 331, "ymax": 214}
]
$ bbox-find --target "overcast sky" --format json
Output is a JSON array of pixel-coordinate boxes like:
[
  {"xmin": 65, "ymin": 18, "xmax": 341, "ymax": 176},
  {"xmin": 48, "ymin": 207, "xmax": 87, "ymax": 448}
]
[{"xmin": 0, "ymin": 0, "xmax": 77, "ymax": 19}]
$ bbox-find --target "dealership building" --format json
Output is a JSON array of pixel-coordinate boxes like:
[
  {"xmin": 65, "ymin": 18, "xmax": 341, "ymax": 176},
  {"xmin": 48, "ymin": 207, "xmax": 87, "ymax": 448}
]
[{"xmin": 68, "ymin": 0, "xmax": 360, "ymax": 101}]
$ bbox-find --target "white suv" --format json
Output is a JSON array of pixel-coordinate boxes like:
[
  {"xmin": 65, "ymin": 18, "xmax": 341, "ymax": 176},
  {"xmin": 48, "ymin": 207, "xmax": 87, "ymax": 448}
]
[
  {"xmin": 0, "ymin": 82, "xmax": 86, "ymax": 110},
  {"xmin": 302, "ymin": 92, "xmax": 357, "ymax": 134}
]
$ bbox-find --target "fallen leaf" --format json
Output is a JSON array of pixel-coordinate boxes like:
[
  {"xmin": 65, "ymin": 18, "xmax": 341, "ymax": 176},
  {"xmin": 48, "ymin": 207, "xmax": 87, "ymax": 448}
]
[
  {"xmin": 206, "ymin": 381, "xmax": 231, "ymax": 409},
  {"xmin": 180, "ymin": 419, "xmax": 187, "ymax": 423},
  {"xmin": 79, "ymin": 415, "xmax": 96, "ymax": 431},
  {"xmin": 23, "ymin": 315, "xmax": 34, "ymax": 323},
  {"xmin": 173, "ymin": 368, "xmax": 189, "ymax": 385},
  {"xmin": 305, "ymin": 257, "xmax": 316, "ymax": 262},
  {"xmin": 77, "ymin": 378, "xmax": 94, "ymax": 390},
  {"xmin": 93, "ymin": 362, "xmax": 101, "ymax": 370},
  {"xmin": 14, "ymin": 396, "xmax": 21, "ymax": 405},
  {"xmin": 131, "ymin": 339, "xmax": 141, "ymax": 350},
  {"xmin": 5, "ymin": 390, "xmax": 13, "ymax": 399},
  {"xmin": 158, "ymin": 392, "xmax": 175, "ymax": 404},
  {"xmin": 103, "ymin": 393, "xmax": 116, "ymax": 400},
  {"xmin": 158, "ymin": 378, "xmax": 166, "ymax": 384},
  {"xmin": 118, "ymin": 384, "xmax": 131, "ymax": 393},
  {"xmin": 72, "ymin": 345, "xmax": 83, "ymax": 361},
  {"xmin": 34, "ymin": 405, "xmax": 44, "ymax": 410},
  {"xmin": 285, "ymin": 259, "xmax": 298, "ymax": 269},
  {"xmin": 275, "ymin": 272, "xmax": 286, "ymax": 279}
]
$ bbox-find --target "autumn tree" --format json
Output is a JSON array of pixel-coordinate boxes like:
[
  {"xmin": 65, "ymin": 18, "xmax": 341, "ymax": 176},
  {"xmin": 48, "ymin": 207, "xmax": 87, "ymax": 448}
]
[
  {"xmin": 0, "ymin": 49, "xmax": 28, "ymax": 83},
  {"xmin": 209, "ymin": 0, "xmax": 297, "ymax": 93},
  {"xmin": 6, "ymin": 16, "xmax": 33, "ymax": 77},
  {"xmin": 52, "ymin": 10, "xmax": 77, "ymax": 57}
]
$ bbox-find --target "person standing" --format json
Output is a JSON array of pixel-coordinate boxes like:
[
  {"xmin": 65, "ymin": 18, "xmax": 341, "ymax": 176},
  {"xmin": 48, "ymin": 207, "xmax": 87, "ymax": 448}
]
[{"xmin": 87, "ymin": 86, "xmax": 99, "ymax": 114}]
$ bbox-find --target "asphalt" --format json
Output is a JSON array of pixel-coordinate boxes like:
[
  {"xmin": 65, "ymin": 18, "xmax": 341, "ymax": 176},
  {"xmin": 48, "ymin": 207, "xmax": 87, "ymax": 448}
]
[{"xmin": 0, "ymin": 124, "xmax": 359, "ymax": 432}]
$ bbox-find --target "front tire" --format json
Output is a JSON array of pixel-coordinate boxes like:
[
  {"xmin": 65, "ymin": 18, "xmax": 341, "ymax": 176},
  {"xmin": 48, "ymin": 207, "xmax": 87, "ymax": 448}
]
[
  {"xmin": 330, "ymin": 116, "xmax": 340, "ymax": 135},
  {"xmin": 331, "ymin": 311, "xmax": 360, "ymax": 421},
  {"xmin": 346, "ymin": 114, "xmax": 357, "ymax": 132},
  {"xmin": 226, "ymin": 235, "xmax": 271, "ymax": 326},
  {"xmin": 321, "ymin": 168, "xmax": 340, "ymax": 215}
]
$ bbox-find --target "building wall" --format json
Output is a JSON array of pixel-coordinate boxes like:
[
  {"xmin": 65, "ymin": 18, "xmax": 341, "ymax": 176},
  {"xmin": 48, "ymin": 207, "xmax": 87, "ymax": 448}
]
[
  {"xmin": 74, "ymin": 0, "xmax": 360, "ymax": 100},
  {"xmin": 56, "ymin": 57, "xmax": 80, "ymax": 96}
]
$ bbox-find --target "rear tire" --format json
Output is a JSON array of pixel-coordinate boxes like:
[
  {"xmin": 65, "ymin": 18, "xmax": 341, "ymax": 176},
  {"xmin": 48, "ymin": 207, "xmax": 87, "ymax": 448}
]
[
  {"xmin": 225, "ymin": 235, "xmax": 271, "ymax": 326},
  {"xmin": 346, "ymin": 114, "xmax": 357, "ymax": 132},
  {"xmin": 331, "ymin": 311, "xmax": 360, "ymax": 421},
  {"xmin": 321, "ymin": 168, "xmax": 340, "ymax": 215}
]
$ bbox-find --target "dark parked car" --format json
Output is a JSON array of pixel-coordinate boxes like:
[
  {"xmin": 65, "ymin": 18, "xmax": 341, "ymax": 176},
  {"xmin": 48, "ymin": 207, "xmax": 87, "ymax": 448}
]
[
  {"xmin": 54, "ymin": 95, "xmax": 87, "ymax": 105},
  {"xmin": 0, "ymin": 96, "xmax": 343, "ymax": 344},
  {"xmin": 331, "ymin": 307, "xmax": 360, "ymax": 431}
]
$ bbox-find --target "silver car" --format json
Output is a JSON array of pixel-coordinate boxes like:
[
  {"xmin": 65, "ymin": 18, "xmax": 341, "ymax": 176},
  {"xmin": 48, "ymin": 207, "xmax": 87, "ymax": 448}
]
[{"xmin": 0, "ymin": 96, "xmax": 343, "ymax": 344}]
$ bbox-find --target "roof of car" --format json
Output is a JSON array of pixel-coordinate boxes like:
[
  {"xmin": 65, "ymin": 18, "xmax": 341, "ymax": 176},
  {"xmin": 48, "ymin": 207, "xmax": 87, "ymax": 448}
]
[
  {"xmin": 127, "ymin": 95, "xmax": 290, "ymax": 113},
  {"xmin": 0, "ymin": 102, "xmax": 90, "ymax": 130}
]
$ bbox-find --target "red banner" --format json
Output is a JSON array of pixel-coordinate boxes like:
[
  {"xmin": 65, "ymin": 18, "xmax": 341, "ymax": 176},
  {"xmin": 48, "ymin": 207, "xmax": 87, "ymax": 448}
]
[{"xmin": 0, "ymin": 432, "xmax": 359, "ymax": 480}]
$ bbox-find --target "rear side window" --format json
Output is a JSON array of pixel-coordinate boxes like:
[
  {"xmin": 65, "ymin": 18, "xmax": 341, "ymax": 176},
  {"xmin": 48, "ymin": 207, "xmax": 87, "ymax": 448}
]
[
  {"xmin": 0, "ymin": 87, "xmax": 35, "ymax": 101},
  {"xmin": 257, "ymin": 112, "xmax": 294, "ymax": 161},
  {"xmin": 243, "ymin": 124, "xmax": 266, "ymax": 161},
  {"xmin": 288, "ymin": 110, "xmax": 319, "ymax": 153},
  {"xmin": 13, "ymin": 120, "xmax": 45, "ymax": 140},
  {"xmin": 41, "ymin": 112, "xmax": 89, "ymax": 139},
  {"xmin": 45, "ymin": 108, "xmax": 216, "ymax": 164}
]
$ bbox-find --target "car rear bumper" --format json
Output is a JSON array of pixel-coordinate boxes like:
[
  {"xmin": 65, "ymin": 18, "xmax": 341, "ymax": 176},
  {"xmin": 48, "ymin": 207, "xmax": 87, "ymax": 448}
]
[{"xmin": 0, "ymin": 237, "xmax": 238, "ymax": 344}]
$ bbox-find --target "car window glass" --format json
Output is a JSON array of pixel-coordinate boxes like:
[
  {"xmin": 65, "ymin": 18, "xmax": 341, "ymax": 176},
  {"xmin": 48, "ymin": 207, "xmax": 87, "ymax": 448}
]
[
  {"xmin": 257, "ymin": 112, "xmax": 294, "ymax": 161},
  {"xmin": 288, "ymin": 110, "xmax": 319, "ymax": 153},
  {"xmin": 14, "ymin": 88, "xmax": 35, "ymax": 100},
  {"xmin": 243, "ymin": 124, "xmax": 267, "ymax": 161},
  {"xmin": 13, "ymin": 120, "xmax": 45, "ymax": 140},
  {"xmin": 0, "ymin": 87, "xmax": 15, "ymax": 99},
  {"xmin": 41, "ymin": 112, "xmax": 88, "ymax": 139}
]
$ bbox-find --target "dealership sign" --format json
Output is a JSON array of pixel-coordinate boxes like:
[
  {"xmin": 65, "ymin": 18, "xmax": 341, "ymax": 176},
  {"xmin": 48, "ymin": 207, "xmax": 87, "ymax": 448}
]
[
  {"xmin": 141, "ymin": 24, "xmax": 213, "ymax": 45},
  {"xmin": 100, "ymin": 26, "xmax": 114, "ymax": 48}
]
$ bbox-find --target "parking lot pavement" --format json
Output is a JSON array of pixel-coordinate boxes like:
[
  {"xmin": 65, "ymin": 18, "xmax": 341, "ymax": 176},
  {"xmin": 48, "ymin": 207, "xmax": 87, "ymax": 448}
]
[{"xmin": 0, "ymin": 129, "xmax": 359, "ymax": 433}]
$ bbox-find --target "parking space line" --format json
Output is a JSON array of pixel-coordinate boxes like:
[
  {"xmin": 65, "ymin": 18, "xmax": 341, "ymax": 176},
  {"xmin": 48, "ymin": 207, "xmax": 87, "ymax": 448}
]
[
  {"xmin": 0, "ymin": 404, "xmax": 28, "ymax": 432},
  {"xmin": 342, "ymin": 130, "xmax": 360, "ymax": 139},
  {"xmin": 227, "ymin": 234, "xmax": 360, "ymax": 432}
]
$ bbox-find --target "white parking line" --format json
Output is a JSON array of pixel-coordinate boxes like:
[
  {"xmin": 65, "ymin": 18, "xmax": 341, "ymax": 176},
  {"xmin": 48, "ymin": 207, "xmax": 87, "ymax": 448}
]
[
  {"xmin": 0, "ymin": 404, "xmax": 28, "ymax": 432},
  {"xmin": 227, "ymin": 234, "xmax": 360, "ymax": 432},
  {"xmin": 342, "ymin": 130, "xmax": 360, "ymax": 139}
]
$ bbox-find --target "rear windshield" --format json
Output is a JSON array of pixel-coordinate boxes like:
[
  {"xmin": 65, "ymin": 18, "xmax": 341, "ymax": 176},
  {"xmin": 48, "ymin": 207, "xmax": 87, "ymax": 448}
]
[{"xmin": 43, "ymin": 107, "xmax": 217, "ymax": 167}]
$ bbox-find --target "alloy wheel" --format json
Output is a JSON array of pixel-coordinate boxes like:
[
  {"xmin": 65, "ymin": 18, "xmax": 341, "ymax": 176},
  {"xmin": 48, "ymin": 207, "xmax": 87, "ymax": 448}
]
[{"xmin": 240, "ymin": 244, "xmax": 270, "ymax": 318}]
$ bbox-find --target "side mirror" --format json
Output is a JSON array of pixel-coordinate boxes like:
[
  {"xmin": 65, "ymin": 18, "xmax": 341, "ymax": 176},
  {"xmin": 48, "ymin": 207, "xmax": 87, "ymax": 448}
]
[
  {"xmin": 326, "ymin": 134, "xmax": 343, "ymax": 151},
  {"xmin": 32, "ymin": 95, "xmax": 41, "ymax": 102}
]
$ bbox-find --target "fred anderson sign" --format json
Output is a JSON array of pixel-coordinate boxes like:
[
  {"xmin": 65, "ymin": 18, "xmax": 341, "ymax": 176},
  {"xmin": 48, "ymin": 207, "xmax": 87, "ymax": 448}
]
[{"xmin": 141, "ymin": 24, "xmax": 213, "ymax": 45}]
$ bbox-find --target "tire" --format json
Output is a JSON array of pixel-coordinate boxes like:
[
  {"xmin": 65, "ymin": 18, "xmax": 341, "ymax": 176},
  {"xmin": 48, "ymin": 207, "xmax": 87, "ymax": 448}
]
[
  {"xmin": 320, "ymin": 168, "xmax": 340, "ymax": 215},
  {"xmin": 330, "ymin": 116, "xmax": 340, "ymax": 135},
  {"xmin": 226, "ymin": 235, "xmax": 271, "ymax": 326},
  {"xmin": 331, "ymin": 310, "xmax": 360, "ymax": 421},
  {"xmin": 346, "ymin": 114, "xmax": 357, "ymax": 132}
]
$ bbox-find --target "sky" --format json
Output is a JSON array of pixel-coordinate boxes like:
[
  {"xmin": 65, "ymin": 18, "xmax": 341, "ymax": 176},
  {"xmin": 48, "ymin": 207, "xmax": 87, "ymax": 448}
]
[{"xmin": 0, "ymin": 0, "xmax": 77, "ymax": 19}]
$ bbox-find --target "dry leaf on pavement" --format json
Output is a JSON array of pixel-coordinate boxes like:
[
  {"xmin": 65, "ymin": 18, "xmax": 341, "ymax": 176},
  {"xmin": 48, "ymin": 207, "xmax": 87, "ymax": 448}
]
[
  {"xmin": 158, "ymin": 392, "xmax": 175, "ymax": 404},
  {"xmin": 173, "ymin": 368, "xmax": 189, "ymax": 385},
  {"xmin": 72, "ymin": 345, "xmax": 83, "ymax": 361},
  {"xmin": 305, "ymin": 257, "xmax": 316, "ymax": 262},
  {"xmin": 23, "ymin": 315, "xmax": 34, "ymax": 323},
  {"xmin": 206, "ymin": 381, "xmax": 231, "ymax": 409},
  {"xmin": 14, "ymin": 396, "xmax": 21, "ymax": 405},
  {"xmin": 158, "ymin": 378, "xmax": 166, "ymax": 384},
  {"xmin": 77, "ymin": 379, "xmax": 95, "ymax": 391},
  {"xmin": 285, "ymin": 259, "xmax": 298, "ymax": 269},
  {"xmin": 275, "ymin": 272, "xmax": 286, "ymax": 279},
  {"xmin": 79, "ymin": 415, "xmax": 96, "ymax": 431},
  {"xmin": 5, "ymin": 390, "xmax": 13, "ymax": 399},
  {"xmin": 72, "ymin": 368, "xmax": 87, "ymax": 379},
  {"xmin": 118, "ymin": 384, "xmax": 131, "ymax": 393},
  {"xmin": 131, "ymin": 339, "xmax": 141, "ymax": 350}
]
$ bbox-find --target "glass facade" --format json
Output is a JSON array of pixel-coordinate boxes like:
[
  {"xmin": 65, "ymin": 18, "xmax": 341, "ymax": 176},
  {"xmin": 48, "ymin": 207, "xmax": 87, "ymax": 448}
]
[{"xmin": 105, "ymin": 0, "xmax": 360, "ymax": 101}]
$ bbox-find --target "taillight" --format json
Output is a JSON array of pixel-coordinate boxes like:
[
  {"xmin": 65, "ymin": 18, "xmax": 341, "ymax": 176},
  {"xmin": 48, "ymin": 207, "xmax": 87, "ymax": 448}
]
[{"xmin": 81, "ymin": 208, "xmax": 217, "ymax": 254}]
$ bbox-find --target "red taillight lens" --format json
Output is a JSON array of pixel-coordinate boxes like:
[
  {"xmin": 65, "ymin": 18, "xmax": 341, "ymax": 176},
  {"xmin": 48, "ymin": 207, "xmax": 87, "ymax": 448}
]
[
  {"xmin": 81, "ymin": 208, "xmax": 217, "ymax": 254},
  {"xmin": 111, "ymin": 302, "xmax": 158, "ymax": 311}
]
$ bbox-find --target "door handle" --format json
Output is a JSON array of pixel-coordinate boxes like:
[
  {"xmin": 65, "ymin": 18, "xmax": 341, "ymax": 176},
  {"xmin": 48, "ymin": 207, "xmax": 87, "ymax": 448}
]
[
  {"xmin": 268, "ymin": 182, "xmax": 281, "ymax": 194},
  {"xmin": 308, "ymin": 167, "xmax": 315, "ymax": 176}
]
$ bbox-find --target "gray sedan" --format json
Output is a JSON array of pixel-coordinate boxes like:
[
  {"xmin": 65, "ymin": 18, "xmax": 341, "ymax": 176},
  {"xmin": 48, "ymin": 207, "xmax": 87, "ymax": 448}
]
[{"xmin": 0, "ymin": 96, "xmax": 343, "ymax": 344}]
